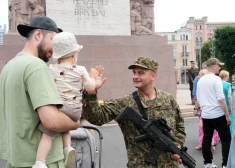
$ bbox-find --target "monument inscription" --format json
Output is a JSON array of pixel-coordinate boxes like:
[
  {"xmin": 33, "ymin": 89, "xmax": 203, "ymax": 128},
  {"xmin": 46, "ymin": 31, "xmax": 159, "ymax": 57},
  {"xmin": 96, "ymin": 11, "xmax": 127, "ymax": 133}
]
[
  {"xmin": 73, "ymin": 0, "xmax": 107, "ymax": 17},
  {"xmin": 46, "ymin": 0, "xmax": 130, "ymax": 35}
]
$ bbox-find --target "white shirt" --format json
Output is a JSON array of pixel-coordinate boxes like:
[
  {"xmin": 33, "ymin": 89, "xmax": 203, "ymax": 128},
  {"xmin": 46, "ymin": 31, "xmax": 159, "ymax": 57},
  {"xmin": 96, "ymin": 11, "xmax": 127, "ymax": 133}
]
[{"xmin": 197, "ymin": 73, "xmax": 225, "ymax": 119}]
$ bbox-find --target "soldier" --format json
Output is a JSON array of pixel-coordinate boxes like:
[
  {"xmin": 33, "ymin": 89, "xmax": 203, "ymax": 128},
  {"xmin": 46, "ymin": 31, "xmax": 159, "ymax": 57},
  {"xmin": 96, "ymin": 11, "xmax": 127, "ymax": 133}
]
[
  {"xmin": 188, "ymin": 61, "xmax": 199, "ymax": 105},
  {"xmin": 83, "ymin": 57, "xmax": 186, "ymax": 168}
]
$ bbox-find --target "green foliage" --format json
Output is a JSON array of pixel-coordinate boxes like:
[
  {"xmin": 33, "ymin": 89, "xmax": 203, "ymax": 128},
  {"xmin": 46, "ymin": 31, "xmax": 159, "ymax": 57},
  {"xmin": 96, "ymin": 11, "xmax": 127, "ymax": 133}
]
[
  {"xmin": 214, "ymin": 26, "xmax": 235, "ymax": 74},
  {"xmin": 200, "ymin": 40, "xmax": 222, "ymax": 69},
  {"xmin": 201, "ymin": 41, "xmax": 214, "ymax": 62}
]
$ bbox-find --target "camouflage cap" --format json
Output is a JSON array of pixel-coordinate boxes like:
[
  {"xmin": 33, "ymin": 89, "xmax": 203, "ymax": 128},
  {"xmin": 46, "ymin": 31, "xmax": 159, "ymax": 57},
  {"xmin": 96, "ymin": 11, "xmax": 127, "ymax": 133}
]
[
  {"xmin": 206, "ymin": 58, "xmax": 224, "ymax": 67},
  {"xmin": 128, "ymin": 57, "xmax": 159, "ymax": 72}
]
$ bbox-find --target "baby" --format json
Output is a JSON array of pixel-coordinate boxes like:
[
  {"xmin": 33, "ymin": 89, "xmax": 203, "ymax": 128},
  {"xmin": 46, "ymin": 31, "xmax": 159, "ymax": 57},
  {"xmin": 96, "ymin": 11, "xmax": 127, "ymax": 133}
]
[{"xmin": 33, "ymin": 32, "xmax": 97, "ymax": 168}]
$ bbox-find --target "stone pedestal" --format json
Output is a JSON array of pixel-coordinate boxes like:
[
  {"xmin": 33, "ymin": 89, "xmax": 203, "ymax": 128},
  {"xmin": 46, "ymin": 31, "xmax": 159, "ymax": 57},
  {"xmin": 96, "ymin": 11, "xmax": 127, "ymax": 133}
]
[{"xmin": 0, "ymin": 34, "xmax": 176, "ymax": 99}]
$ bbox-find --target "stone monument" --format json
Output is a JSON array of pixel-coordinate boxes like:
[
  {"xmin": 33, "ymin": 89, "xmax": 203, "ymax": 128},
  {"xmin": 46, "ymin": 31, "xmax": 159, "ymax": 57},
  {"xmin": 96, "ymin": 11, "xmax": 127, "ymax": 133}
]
[
  {"xmin": 46, "ymin": 0, "xmax": 131, "ymax": 35},
  {"xmin": 8, "ymin": 0, "xmax": 45, "ymax": 33},
  {"xmin": 1, "ymin": 0, "xmax": 177, "ymax": 99}
]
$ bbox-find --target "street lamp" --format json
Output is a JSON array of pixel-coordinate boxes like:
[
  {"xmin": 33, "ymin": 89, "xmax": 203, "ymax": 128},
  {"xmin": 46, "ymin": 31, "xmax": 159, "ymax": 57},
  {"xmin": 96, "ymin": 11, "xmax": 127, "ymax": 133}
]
[
  {"xmin": 196, "ymin": 33, "xmax": 202, "ymax": 70},
  {"xmin": 195, "ymin": 44, "xmax": 202, "ymax": 70},
  {"xmin": 199, "ymin": 45, "xmax": 202, "ymax": 70},
  {"xmin": 183, "ymin": 44, "xmax": 187, "ymax": 85},
  {"xmin": 209, "ymin": 33, "xmax": 215, "ymax": 57}
]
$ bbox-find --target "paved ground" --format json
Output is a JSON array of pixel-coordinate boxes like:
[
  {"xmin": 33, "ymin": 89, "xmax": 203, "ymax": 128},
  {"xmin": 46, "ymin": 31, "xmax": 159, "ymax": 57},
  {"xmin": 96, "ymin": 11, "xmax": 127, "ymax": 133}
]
[
  {"xmin": 176, "ymin": 84, "xmax": 195, "ymax": 118},
  {"xmin": 0, "ymin": 118, "xmax": 224, "ymax": 168},
  {"xmin": 95, "ymin": 118, "xmax": 223, "ymax": 168},
  {"xmin": 176, "ymin": 84, "xmax": 194, "ymax": 108}
]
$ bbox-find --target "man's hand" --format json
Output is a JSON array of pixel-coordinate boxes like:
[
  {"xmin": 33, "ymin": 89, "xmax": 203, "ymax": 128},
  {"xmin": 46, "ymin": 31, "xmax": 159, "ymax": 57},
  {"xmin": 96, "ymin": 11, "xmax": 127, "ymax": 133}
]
[
  {"xmin": 226, "ymin": 116, "xmax": 231, "ymax": 126},
  {"xmin": 94, "ymin": 65, "xmax": 106, "ymax": 90},
  {"xmin": 171, "ymin": 154, "xmax": 182, "ymax": 164}
]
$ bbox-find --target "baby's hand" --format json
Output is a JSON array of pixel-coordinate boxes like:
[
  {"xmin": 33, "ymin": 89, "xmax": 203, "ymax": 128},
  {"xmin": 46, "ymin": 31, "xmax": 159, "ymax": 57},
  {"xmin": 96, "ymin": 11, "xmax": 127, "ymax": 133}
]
[{"xmin": 89, "ymin": 68, "xmax": 98, "ymax": 79}]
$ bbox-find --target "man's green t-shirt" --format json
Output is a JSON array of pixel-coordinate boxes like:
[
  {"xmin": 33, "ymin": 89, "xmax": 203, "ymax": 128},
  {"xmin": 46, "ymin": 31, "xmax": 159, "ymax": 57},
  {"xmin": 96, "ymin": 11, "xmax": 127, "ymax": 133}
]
[{"xmin": 0, "ymin": 53, "xmax": 63, "ymax": 167}]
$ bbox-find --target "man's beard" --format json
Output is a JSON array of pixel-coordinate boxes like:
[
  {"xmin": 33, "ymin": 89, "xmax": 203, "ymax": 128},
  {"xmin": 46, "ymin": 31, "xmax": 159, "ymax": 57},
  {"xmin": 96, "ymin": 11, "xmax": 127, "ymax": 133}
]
[{"xmin": 37, "ymin": 40, "xmax": 49, "ymax": 62}]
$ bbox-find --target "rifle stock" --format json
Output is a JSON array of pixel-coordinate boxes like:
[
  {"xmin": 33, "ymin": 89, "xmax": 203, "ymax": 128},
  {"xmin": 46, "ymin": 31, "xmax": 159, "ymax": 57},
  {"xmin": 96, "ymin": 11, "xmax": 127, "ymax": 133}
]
[{"xmin": 115, "ymin": 106, "xmax": 196, "ymax": 168}]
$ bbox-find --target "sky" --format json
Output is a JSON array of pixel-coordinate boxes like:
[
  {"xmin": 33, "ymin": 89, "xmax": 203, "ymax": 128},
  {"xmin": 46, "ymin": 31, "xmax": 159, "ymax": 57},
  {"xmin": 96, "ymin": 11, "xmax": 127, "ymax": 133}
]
[{"xmin": 0, "ymin": 0, "xmax": 234, "ymax": 32}]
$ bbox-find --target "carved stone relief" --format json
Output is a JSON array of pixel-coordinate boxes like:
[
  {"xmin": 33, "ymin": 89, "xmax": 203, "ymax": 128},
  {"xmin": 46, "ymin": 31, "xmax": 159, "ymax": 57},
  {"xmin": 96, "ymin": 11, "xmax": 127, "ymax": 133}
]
[
  {"xmin": 8, "ymin": 0, "xmax": 46, "ymax": 33},
  {"xmin": 130, "ymin": 0, "xmax": 155, "ymax": 36}
]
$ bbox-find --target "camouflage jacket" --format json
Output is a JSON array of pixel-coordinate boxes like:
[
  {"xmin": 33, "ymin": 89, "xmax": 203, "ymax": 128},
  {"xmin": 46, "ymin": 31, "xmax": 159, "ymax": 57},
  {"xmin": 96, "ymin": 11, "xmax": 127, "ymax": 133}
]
[
  {"xmin": 188, "ymin": 67, "xmax": 199, "ymax": 83},
  {"xmin": 83, "ymin": 89, "xmax": 186, "ymax": 168}
]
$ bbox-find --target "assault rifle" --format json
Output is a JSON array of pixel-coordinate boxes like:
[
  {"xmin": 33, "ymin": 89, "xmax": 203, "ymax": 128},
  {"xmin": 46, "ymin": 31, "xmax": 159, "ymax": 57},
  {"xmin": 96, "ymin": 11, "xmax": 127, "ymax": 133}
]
[{"xmin": 115, "ymin": 106, "xmax": 196, "ymax": 168}]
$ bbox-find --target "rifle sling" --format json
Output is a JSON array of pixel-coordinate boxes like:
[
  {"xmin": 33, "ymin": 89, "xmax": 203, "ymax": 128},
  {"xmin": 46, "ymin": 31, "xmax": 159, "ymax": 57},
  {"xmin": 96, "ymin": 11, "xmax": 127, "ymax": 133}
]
[{"xmin": 132, "ymin": 91, "xmax": 148, "ymax": 120}]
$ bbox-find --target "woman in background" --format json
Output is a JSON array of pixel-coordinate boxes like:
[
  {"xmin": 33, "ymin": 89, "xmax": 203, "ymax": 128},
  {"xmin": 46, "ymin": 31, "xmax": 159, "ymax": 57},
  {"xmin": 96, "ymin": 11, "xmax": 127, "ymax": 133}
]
[{"xmin": 219, "ymin": 70, "xmax": 235, "ymax": 134}]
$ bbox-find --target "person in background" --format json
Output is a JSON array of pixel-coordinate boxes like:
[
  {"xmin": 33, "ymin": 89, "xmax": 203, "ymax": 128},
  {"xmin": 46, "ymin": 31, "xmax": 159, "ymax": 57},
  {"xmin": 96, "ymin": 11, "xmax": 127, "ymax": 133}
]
[
  {"xmin": 194, "ymin": 58, "xmax": 231, "ymax": 168},
  {"xmin": 194, "ymin": 69, "xmax": 219, "ymax": 152},
  {"xmin": 188, "ymin": 61, "xmax": 199, "ymax": 105},
  {"xmin": 219, "ymin": 70, "xmax": 235, "ymax": 134},
  {"xmin": 193, "ymin": 61, "xmax": 207, "ymax": 103}
]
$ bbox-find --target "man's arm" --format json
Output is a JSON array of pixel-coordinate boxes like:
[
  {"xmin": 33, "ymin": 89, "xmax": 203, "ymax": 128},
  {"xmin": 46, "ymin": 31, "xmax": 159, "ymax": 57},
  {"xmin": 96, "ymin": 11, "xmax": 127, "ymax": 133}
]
[
  {"xmin": 192, "ymin": 77, "xmax": 198, "ymax": 97},
  {"xmin": 227, "ymin": 87, "xmax": 232, "ymax": 113},
  {"xmin": 83, "ymin": 93, "xmax": 126, "ymax": 126},
  {"xmin": 82, "ymin": 65, "xmax": 124, "ymax": 125},
  {"xmin": 218, "ymin": 100, "xmax": 230, "ymax": 117},
  {"xmin": 215, "ymin": 78, "xmax": 231, "ymax": 125},
  {"xmin": 171, "ymin": 96, "xmax": 186, "ymax": 145},
  {"xmin": 37, "ymin": 105, "xmax": 80, "ymax": 132},
  {"xmin": 193, "ymin": 100, "xmax": 200, "ymax": 116},
  {"xmin": 187, "ymin": 69, "xmax": 193, "ymax": 83}
]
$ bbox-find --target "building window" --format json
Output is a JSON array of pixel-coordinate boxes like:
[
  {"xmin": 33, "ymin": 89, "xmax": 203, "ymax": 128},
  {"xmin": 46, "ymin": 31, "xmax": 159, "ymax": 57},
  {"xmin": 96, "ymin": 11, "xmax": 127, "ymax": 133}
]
[
  {"xmin": 173, "ymin": 45, "xmax": 176, "ymax": 53},
  {"xmin": 182, "ymin": 45, "xmax": 187, "ymax": 57},
  {"xmin": 186, "ymin": 35, "xmax": 188, "ymax": 40},
  {"xmin": 172, "ymin": 35, "xmax": 175, "ymax": 41},
  {"xmin": 183, "ymin": 58, "xmax": 188, "ymax": 66},
  {"xmin": 200, "ymin": 25, "xmax": 202, "ymax": 29},
  {"xmin": 183, "ymin": 34, "xmax": 185, "ymax": 40},
  {"xmin": 196, "ymin": 38, "xmax": 199, "ymax": 46},
  {"xmin": 182, "ymin": 45, "xmax": 187, "ymax": 52},
  {"xmin": 174, "ymin": 57, "xmax": 176, "ymax": 66},
  {"xmin": 200, "ymin": 37, "xmax": 203, "ymax": 46}
]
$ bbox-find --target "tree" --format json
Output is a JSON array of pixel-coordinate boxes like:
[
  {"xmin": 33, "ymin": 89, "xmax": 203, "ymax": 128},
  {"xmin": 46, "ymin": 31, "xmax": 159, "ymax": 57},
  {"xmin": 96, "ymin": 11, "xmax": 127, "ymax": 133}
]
[
  {"xmin": 214, "ymin": 26, "xmax": 235, "ymax": 75},
  {"xmin": 199, "ymin": 40, "xmax": 222, "ymax": 68},
  {"xmin": 201, "ymin": 40, "xmax": 214, "ymax": 63}
]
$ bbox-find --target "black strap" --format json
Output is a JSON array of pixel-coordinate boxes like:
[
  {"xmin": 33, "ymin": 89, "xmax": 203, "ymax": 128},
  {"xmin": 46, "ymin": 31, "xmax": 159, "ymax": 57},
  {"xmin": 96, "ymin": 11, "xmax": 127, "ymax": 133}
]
[{"xmin": 132, "ymin": 91, "xmax": 148, "ymax": 120}]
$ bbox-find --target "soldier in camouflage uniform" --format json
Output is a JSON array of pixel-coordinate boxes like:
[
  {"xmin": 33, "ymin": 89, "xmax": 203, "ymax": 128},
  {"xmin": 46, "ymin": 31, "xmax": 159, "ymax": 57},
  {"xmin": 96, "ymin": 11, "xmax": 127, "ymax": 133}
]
[
  {"xmin": 83, "ymin": 57, "xmax": 186, "ymax": 168},
  {"xmin": 188, "ymin": 61, "xmax": 199, "ymax": 105}
]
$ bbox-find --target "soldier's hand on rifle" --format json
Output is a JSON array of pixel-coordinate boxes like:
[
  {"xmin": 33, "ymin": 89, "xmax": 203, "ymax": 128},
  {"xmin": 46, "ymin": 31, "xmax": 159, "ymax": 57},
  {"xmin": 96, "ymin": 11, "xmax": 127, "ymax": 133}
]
[{"xmin": 171, "ymin": 154, "xmax": 182, "ymax": 164}]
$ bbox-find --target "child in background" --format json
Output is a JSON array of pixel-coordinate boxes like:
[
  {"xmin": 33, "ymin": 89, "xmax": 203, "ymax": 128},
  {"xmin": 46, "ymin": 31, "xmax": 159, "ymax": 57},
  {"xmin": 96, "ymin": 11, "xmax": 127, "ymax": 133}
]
[{"xmin": 33, "ymin": 32, "xmax": 97, "ymax": 168}]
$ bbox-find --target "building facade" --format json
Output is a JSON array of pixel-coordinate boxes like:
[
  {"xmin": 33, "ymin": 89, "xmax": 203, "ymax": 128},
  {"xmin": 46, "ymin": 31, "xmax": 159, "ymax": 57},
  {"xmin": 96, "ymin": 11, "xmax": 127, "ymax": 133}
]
[
  {"xmin": 157, "ymin": 16, "xmax": 235, "ymax": 84},
  {"xmin": 157, "ymin": 28, "xmax": 192, "ymax": 83},
  {"xmin": 0, "ymin": 24, "xmax": 7, "ymax": 45}
]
